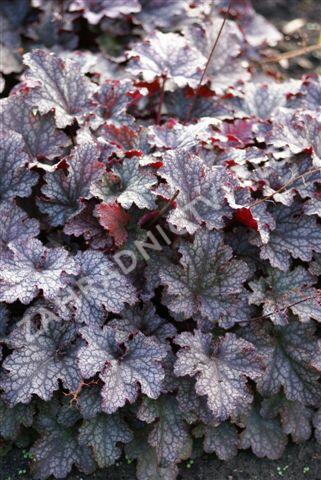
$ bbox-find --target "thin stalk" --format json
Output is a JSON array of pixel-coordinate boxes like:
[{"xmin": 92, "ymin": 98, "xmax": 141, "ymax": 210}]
[
  {"xmin": 70, "ymin": 133, "xmax": 76, "ymax": 147},
  {"xmin": 261, "ymin": 43, "xmax": 321, "ymax": 64},
  {"xmin": 251, "ymin": 293, "xmax": 319, "ymax": 322},
  {"xmin": 248, "ymin": 167, "xmax": 321, "ymax": 209},
  {"xmin": 186, "ymin": 0, "xmax": 233, "ymax": 122},
  {"xmin": 156, "ymin": 75, "xmax": 166, "ymax": 125},
  {"xmin": 146, "ymin": 190, "xmax": 179, "ymax": 228}
]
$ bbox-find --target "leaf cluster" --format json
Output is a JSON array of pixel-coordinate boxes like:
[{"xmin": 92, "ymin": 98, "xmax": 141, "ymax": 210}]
[{"xmin": 0, "ymin": 1, "xmax": 321, "ymax": 479}]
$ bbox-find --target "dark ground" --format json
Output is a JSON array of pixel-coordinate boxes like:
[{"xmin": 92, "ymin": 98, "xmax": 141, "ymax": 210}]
[
  {"xmin": 1, "ymin": 435, "xmax": 321, "ymax": 480},
  {"xmin": 253, "ymin": 0, "xmax": 321, "ymax": 78},
  {"xmin": 1, "ymin": 1, "xmax": 321, "ymax": 479}
]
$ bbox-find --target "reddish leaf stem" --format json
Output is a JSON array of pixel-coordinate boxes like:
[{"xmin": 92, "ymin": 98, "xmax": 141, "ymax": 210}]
[
  {"xmin": 249, "ymin": 167, "xmax": 321, "ymax": 209},
  {"xmin": 156, "ymin": 75, "xmax": 166, "ymax": 125},
  {"xmin": 146, "ymin": 189, "xmax": 180, "ymax": 228},
  {"xmin": 261, "ymin": 43, "xmax": 321, "ymax": 64},
  {"xmin": 186, "ymin": 0, "xmax": 233, "ymax": 122},
  {"xmin": 251, "ymin": 293, "xmax": 319, "ymax": 322}
]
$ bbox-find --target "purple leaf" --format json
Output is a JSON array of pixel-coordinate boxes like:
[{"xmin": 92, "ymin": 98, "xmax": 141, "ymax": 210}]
[
  {"xmin": 226, "ymin": 187, "xmax": 276, "ymax": 243},
  {"xmin": 1, "ymin": 90, "xmax": 70, "ymax": 160},
  {"xmin": 109, "ymin": 302, "xmax": 177, "ymax": 345},
  {"xmin": 0, "ymin": 320, "xmax": 82, "ymax": 405},
  {"xmin": 0, "ymin": 201, "xmax": 39, "ymax": 260},
  {"xmin": 310, "ymin": 255, "xmax": 321, "ymax": 276},
  {"xmin": 156, "ymin": 150, "xmax": 232, "ymax": 234},
  {"xmin": 257, "ymin": 155, "xmax": 320, "ymax": 206},
  {"xmin": 0, "ymin": 304, "xmax": 9, "ymax": 337},
  {"xmin": 97, "ymin": 124, "xmax": 149, "ymax": 156},
  {"xmin": 0, "ymin": 132, "xmax": 38, "ymax": 202},
  {"xmin": 38, "ymin": 143, "xmax": 103, "ymax": 226},
  {"xmin": 193, "ymin": 422, "xmax": 239, "ymax": 460},
  {"xmin": 314, "ymin": 409, "xmax": 321, "ymax": 445},
  {"xmin": 63, "ymin": 250, "xmax": 137, "ymax": 325},
  {"xmin": 91, "ymin": 156, "xmax": 157, "ymax": 210},
  {"xmin": 289, "ymin": 75, "xmax": 321, "ymax": 115},
  {"xmin": 77, "ymin": 385, "xmax": 102, "ymax": 420},
  {"xmin": 79, "ymin": 413, "xmax": 133, "ymax": 467},
  {"xmin": 0, "ymin": 399, "xmax": 35, "ymax": 440},
  {"xmin": 240, "ymin": 12, "xmax": 282, "ymax": 47},
  {"xmin": 137, "ymin": 395, "xmax": 192, "ymax": 463},
  {"xmin": 70, "ymin": 0, "xmax": 141, "ymax": 24},
  {"xmin": 0, "ymin": 239, "xmax": 78, "ymax": 304},
  {"xmin": 79, "ymin": 327, "xmax": 167, "ymax": 413},
  {"xmin": 261, "ymin": 395, "xmax": 313, "ymax": 443},
  {"xmin": 125, "ymin": 429, "xmax": 179, "ymax": 480},
  {"xmin": 31, "ymin": 402, "xmax": 96, "ymax": 479},
  {"xmin": 268, "ymin": 111, "xmax": 321, "ymax": 164},
  {"xmin": 147, "ymin": 119, "xmax": 213, "ymax": 151},
  {"xmin": 304, "ymin": 197, "xmax": 321, "ymax": 217},
  {"xmin": 174, "ymin": 330, "xmax": 263, "ymax": 421},
  {"xmin": 64, "ymin": 203, "xmax": 111, "ymax": 250},
  {"xmin": 0, "ymin": 0, "xmax": 29, "ymax": 27},
  {"xmin": 159, "ymin": 230, "xmax": 250, "ymax": 326},
  {"xmin": 23, "ymin": 49, "xmax": 98, "ymax": 128},
  {"xmin": 240, "ymin": 407, "xmax": 287, "ymax": 459},
  {"xmin": 0, "ymin": 12, "xmax": 21, "ymax": 49},
  {"xmin": 186, "ymin": 19, "xmax": 250, "ymax": 93},
  {"xmin": 90, "ymin": 79, "xmax": 138, "ymax": 129},
  {"xmin": 176, "ymin": 377, "xmax": 215, "ymax": 425},
  {"xmin": 280, "ymin": 401, "xmax": 313, "ymax": 443},
  {"xmin": 227, "ymin": 81, "xmax": 299, "ymax": 120},
  {"xmin": 165, "ymin": 88, "xmax": 234, "ymax": 121},
  {"xmin": 250, "ymin": 203, "xmax": 321, "ymax": 271},
  {"xmin": 127, "ymin": 31, "xmax": 205, "ymax": 88},
  {"xmin": 241, "ymin": 322, "xmax": 321, "ymax": 406},
  {"xmin": 135, "ymin": 0, "xmax": 188, "ymax": 30},
  {"xmin": 249, "ymin": 266, "xmax": 321, "ymax": 325}
]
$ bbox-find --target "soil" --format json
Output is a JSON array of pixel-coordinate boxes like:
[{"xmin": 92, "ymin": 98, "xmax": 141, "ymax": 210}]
[
  {"xmin": 181, "ymin": 440, "xmax": 321, "ymax": 480},
  {"xmin": 253, "ymin": 0, "xmax": 321, "ymax": 78},
  {"xmin": 1, "ymin": 438, "xmax": 321, "ymax": 480},
  {"xmin": 1, "ymin": 1, "xmax": 321, "ymax": 479}
]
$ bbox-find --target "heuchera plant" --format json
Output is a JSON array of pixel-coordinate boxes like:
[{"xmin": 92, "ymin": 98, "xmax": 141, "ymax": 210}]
[{"xmin": 0, "ymin": 0, "xmax": 321, "ymax": 479}]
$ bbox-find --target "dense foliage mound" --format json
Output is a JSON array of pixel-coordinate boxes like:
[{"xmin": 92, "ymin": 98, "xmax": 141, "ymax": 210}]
[{"xmin": 0, "ymin": 1, "xmax": 321, "ymax": 479}]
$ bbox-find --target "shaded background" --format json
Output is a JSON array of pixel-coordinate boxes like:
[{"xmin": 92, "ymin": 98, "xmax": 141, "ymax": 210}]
[{"xmin": 253, "ymin": 0, "xmax": 321, "ymax": 78}]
